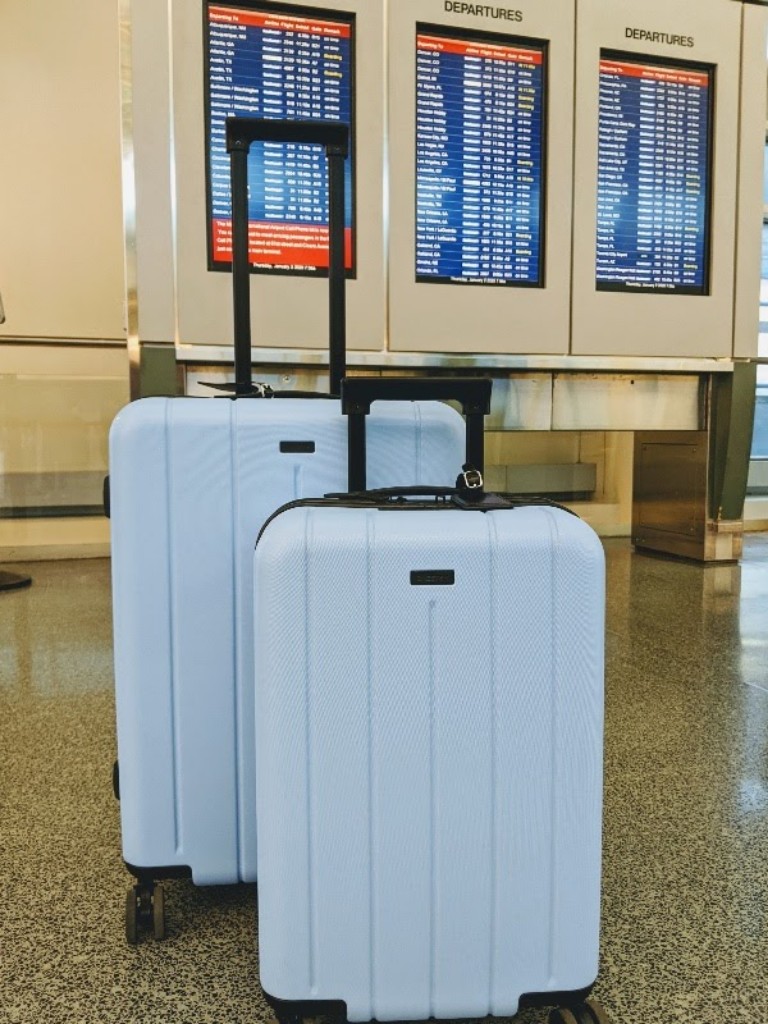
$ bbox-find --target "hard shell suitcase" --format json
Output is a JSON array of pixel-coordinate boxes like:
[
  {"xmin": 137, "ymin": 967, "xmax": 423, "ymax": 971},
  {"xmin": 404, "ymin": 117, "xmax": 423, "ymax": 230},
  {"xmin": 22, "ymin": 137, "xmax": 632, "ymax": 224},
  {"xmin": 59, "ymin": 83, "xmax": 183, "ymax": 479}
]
[
  {"xmin": 108, "ymin": 120, "xmax": 464, "ymax": 940},
  {"xmin": 253, "ymin": 378, "xmax": 607, "ymax": 1023}
]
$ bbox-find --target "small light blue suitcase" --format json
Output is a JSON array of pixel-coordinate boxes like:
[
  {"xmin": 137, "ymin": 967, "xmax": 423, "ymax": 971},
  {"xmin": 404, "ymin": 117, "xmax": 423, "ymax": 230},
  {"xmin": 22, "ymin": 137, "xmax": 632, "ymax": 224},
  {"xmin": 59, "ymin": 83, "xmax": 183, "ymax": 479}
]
[
  {"xmin": 253, "ymin": 378, "xmax": 608, "ymax": 1024},
  {"xmin": 108, "ymin": 121, "xmax": 464, "ymax": 942}
]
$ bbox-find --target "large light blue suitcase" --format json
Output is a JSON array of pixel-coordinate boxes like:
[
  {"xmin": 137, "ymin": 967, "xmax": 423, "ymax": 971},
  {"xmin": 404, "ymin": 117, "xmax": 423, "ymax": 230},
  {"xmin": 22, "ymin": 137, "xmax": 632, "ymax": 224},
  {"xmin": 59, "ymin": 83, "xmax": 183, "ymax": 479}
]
[
  {"xmin": 108, "ymin": 120, "xmax": 464, "ymax": 942},
  {"xmin": 253, "ymin": 378, "xmax": 608, "ymax": 1024}
]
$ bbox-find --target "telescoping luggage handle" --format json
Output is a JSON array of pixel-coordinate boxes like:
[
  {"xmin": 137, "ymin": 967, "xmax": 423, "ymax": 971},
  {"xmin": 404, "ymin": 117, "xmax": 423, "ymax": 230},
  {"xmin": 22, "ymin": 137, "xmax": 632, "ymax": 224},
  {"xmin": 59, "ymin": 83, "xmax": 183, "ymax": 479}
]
[
  {"xmin": 342, "ymin": 377, "xmax": 492, "ymax": 493},
  {"xmin": 225, "ymin": 117, "xmax": 350, "ymax": 397}
]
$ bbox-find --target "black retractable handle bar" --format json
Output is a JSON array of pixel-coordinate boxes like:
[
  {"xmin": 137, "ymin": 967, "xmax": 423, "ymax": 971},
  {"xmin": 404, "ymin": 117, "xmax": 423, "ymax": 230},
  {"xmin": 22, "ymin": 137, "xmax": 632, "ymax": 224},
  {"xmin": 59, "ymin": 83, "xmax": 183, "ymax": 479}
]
[
  {"xmin": 341, "ymin": 377, "xmax": 493, "ymax": 493},
  {"xmin": 226, "ymin": 117, "xmax": 350, "ymax": 397}
]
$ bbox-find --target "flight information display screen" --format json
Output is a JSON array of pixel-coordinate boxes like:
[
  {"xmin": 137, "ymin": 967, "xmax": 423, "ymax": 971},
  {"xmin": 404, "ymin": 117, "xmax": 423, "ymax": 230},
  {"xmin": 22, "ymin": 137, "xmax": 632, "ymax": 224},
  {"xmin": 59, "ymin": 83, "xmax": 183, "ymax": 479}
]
[
  {"xmin": 596, "ymin": 51, "xmax": 714, "ymax": 295},
  {"xmin": 205, "ymin": 2, "xmax": 354, "ymax": 275},
  {"xmin": 415, "ymin": 24, "xmax": 547, "ymax": 287}
]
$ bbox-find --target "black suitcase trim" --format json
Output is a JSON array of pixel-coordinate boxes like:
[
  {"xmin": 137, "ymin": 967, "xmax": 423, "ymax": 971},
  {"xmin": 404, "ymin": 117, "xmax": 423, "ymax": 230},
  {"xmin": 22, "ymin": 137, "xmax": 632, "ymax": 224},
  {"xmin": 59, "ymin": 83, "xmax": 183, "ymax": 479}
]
[
  {"xmin": 124, "ymin": 861, "xmax": 192, "ymax": 883},
  {"xmin": 263, "ymin": 993, "xmax": 346, "ymax": 1023},
  {"xmin": 262, "ymin": 981, "xmax": 597, "ymax": 1022},
  {"xmin": 519, "ymin": 981, "xmax": 596, "ymax": 1010}
]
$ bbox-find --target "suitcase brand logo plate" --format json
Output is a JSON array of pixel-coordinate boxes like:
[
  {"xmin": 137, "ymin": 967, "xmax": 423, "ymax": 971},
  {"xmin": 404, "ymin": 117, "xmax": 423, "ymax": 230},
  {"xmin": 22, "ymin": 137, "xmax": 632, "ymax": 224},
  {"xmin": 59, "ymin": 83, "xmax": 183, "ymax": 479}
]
[
  {"xmin": 410, "ymin": 570, "xmax": 455, "ymax": 586},
  {"xmin": 279, "ymin": 441, "xmax": 316, "ymax": 454}
]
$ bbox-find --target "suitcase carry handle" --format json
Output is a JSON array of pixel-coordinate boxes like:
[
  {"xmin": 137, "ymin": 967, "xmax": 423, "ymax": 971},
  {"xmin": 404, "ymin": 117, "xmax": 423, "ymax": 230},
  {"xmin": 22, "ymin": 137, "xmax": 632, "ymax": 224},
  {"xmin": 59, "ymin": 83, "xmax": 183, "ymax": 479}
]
[
  {"xmin": 226, "ymin": 118, "xmax": 349, "ymax": 150},
  {"xmin": 225, "ymin": 117, "xmax": 350, "ymax": 397},
  {"xmin": 341, "ymin": 376, "xmax": 492, "ymax": 492},
  {"xmin": 325, "ymin": 484, "xmax": 456, "ymax": 501}
]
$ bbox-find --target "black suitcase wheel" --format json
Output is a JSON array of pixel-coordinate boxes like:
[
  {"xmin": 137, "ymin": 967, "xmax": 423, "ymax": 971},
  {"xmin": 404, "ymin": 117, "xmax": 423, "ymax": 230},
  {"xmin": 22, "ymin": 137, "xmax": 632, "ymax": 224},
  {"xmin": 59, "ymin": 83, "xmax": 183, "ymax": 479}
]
[
  {"xmin": 583, "ymin": 998, "xmax": 609, "ymax": 1024},
  {"xmin": 549, "ymin": 1011, "xmax": 578, "ymax": 1024},
  {"xmin": 549, "ymin": 1000, "xmax": 609, "ymax": 1024},
  {"xmin": 125, "ymin": 882, "xmax": 166, "ymax": 944},
  {"xmin": 152, "ymin": 883, "xmax": 166, "ymax": 941},
  {"xmin": 112, "ymin": 760, "xmax": 120, "ymax": 801},
  {"xmin": 125, "ymin": 887, "xmax": 139, "ymax": 945}
]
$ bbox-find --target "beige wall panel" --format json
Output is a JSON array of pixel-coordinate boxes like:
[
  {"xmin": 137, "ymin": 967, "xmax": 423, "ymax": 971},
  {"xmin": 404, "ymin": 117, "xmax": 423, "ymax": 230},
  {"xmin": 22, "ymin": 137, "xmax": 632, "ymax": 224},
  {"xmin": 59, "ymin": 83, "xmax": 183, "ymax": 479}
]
[
  {"xmin": 0, "ymin": 376, "xmax": 127, "ymax": 474},
  {"xmin": 128, "ymin": 0, "xmax": 177, "ymax": 344},
  {"xmin": 0, "ymin": 517, "xmax": 111, "ymax": 563},
  {"xmin": 485, "ymin": 429, "xmax": 634, "ymax": 535},
  {"xmin": 572, "ymin": 0, "xmax": 742, "ymax": 358},
  {"xmin": 553, "ymin": 373, "xmax": 702, "ymax": 430},
  {"xmin": 0, "ymin": 345, "xmax": 128, "ymax": 378},
  {"xmin": 733, "ymin": 4, "xmax": 768, "ymax": 359},
  {"xmin": 582, "ymin": 431, "xmax": 634, "ymax": 508},
  {"xmin": 0, "ymin": 346, "xmax": 128, "ymax": 475},
  {"xmin": 485, "ymin": 431, "xmax": 581, "ymax": 466},
  {"xmin": 571, "ymin": 432, "xmax": 634, "ymax": 537},
  {"xmin": 0, "ymin": 1, "xmax": 125, "ymax": 341},
  {"xmin": 388, "ymin": 0, "xmax": 575, "ymax": 354},
  {"xmin": 578, "ymin": 432, "xmax": 608, "ymax": 500}
]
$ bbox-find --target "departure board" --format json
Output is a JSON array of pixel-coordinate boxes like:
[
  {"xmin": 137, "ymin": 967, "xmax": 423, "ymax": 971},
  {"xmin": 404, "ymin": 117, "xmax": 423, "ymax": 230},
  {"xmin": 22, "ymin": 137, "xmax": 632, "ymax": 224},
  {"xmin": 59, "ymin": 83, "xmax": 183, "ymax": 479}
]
[
  {"xmin": 596, "ymin": 52, "xmax": 713, "ymax": 294},
  {"xmin": 415, "ymin": 25, "xmax": 547, "ymax": 287},
  {"xmin": 205, "ymin": 3, "xmax": 354, "ymax": 275}
]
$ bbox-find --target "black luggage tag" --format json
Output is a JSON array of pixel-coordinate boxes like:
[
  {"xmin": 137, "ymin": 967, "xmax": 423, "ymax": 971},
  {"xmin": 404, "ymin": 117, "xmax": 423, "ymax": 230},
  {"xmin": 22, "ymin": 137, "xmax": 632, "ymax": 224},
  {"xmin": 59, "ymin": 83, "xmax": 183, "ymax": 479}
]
[
  {"xmin": 202, "ymin": 382, "xmax": 333, "ymax": 399},
  {"xmin": 452, "ymin": 464, "xmax": 497, "ymax": 509},
  {"xmin": 456, "ymin": 464, "xmax": 484, "ymax": 498},
  {"xmin": 451, "ymin": 464, "xmax": 520, "ymax": 512},
  {"xmin": 201, "ymin": 381, "xmax": 274, "ymax": 398}
]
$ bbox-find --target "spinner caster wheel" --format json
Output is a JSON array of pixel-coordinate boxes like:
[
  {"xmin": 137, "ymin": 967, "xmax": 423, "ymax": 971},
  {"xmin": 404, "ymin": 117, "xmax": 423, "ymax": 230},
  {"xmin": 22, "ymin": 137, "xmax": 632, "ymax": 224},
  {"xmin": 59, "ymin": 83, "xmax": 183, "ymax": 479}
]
[
  {"xmin": 152, "ymin": 883, "xmax": 166, "ymax": 941},
  {"xmin": 583, "ymin": 999, "xmax": 609, "ymax": 1024},
  {"xmin": 125, "ymin": 882, "xmax": 166, "ymax": 944},
  {"xmin": 549, "ymin": 999, "xmax": 609, "ymax": 1024},
  {"xmin": 125, "ymin": 887, "xmax": 138, "ymax": 945}
]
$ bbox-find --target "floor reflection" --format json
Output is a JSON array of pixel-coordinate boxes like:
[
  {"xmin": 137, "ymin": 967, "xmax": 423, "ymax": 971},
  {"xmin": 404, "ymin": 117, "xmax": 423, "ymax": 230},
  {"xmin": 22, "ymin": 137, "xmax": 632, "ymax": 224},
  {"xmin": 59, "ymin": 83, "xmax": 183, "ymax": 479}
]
[
  {"xmin": 0, "ymin": 559, "xmax": 113, "ymax": 697},
  {"xmin": 0, "ymin": 541, "xmax": 767, "ymax": 1022}
]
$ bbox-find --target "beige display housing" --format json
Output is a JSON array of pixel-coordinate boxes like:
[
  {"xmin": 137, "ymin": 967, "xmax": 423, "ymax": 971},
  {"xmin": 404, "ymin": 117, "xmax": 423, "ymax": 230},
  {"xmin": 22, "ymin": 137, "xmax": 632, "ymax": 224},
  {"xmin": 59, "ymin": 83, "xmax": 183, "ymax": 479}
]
[
  {"xmin": 571, "ymin": 0, "xmax": 742, "ymax": 358},
  {"xmin": 387, "ymin": 0, "xmax": 575, "ymax": 355},
  {"xmin": 127, "ymin": 0, "xmax": 177, "ymax": 345},
  {"xmin": 733, "ymin": 3, "xmax": 768, "ymax": 360},
  {"xmin": 174, "ymin": 0, "xmax": 386, "ymax": 350}
]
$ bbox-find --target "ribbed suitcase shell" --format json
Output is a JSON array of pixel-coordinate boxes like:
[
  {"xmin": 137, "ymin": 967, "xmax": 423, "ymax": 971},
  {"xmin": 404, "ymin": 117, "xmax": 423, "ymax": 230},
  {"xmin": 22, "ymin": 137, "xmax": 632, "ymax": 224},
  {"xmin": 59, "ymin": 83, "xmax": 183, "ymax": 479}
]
[
  {"xmin": 254, "ymin": 503, "xmax": 605, "ymax": 1021},
  {"xmin": 109, "ymin": 396, "xmax": 464, "ymax": 884}
]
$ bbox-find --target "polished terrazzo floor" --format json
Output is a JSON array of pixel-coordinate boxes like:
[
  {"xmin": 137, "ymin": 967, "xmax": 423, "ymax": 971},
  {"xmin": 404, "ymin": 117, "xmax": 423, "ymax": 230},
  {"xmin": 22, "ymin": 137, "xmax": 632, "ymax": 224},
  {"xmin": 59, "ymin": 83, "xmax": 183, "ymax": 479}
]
[{"xmin": 1, "ymin": 540, "xmax": 767, "ymax": 1023}]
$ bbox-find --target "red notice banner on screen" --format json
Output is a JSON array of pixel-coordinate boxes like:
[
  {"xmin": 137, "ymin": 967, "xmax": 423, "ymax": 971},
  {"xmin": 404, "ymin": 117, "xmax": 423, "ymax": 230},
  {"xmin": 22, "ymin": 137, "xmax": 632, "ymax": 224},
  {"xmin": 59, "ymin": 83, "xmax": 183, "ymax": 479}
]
[
  {"xmin": 213, "ymin": 219, "xmax": 353, "ymax": 270},
  {"xmin": 599, "ymin": 60, "xmax": 709, "ymax": 89},
  {"xmin": 209, "ymin": 6, "xmax": 351, "ymax": 38},
  {"xmin": 417, "ymin": 34, "xmax": 543, "ymax": 64}
]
